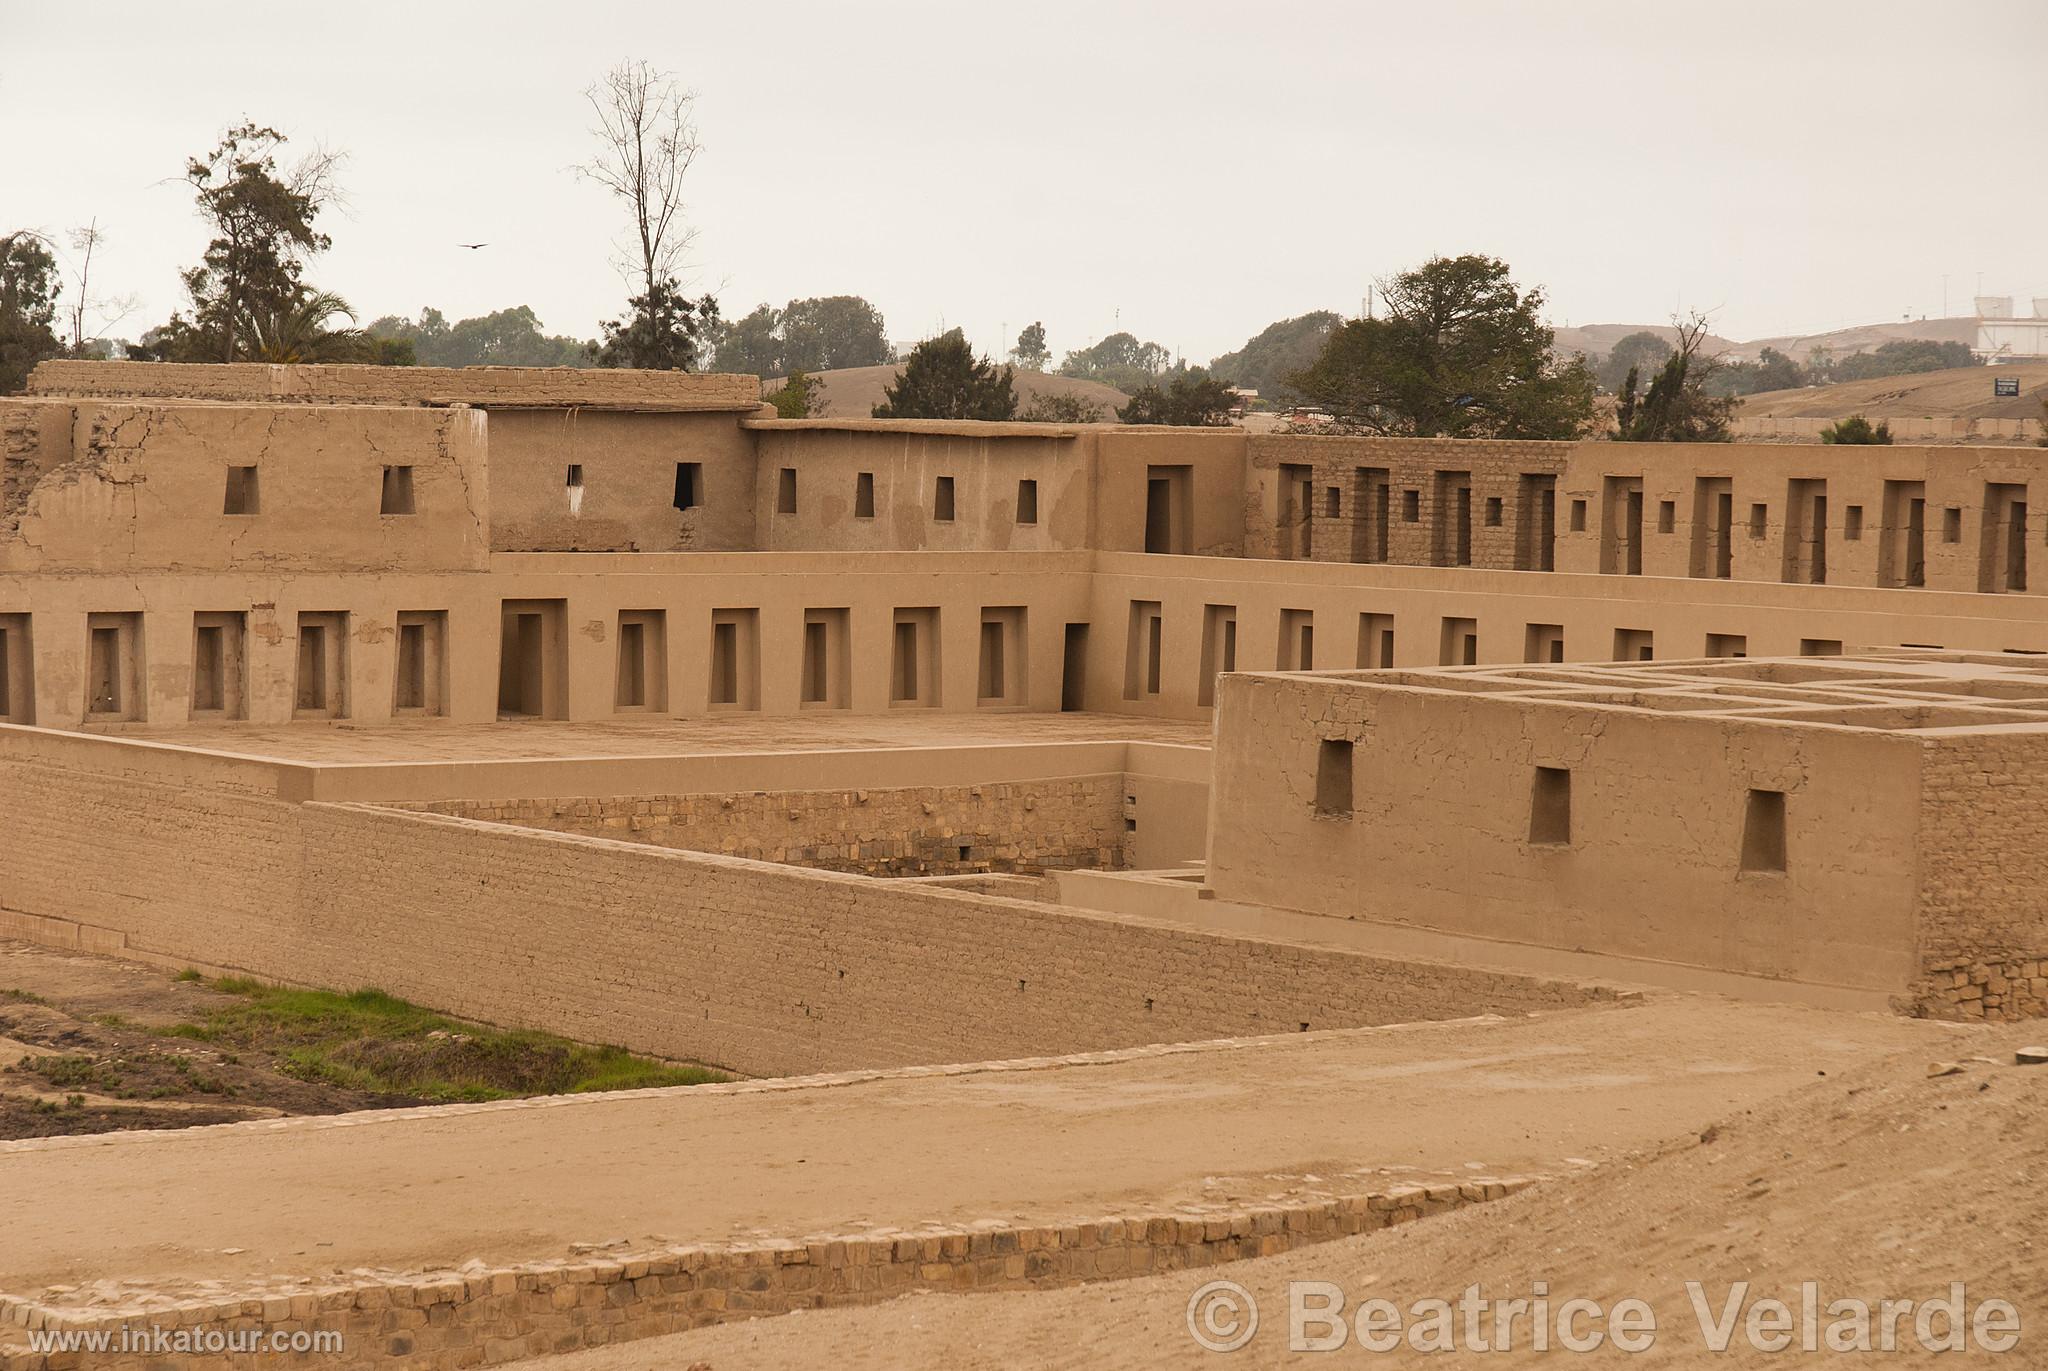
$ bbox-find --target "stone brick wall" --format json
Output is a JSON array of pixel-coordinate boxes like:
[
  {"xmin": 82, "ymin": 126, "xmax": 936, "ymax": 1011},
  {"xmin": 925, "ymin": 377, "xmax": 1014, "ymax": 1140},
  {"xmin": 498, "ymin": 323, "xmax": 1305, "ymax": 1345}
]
[
  {"xmin": 1245, "ymin": 434, "xmax": 1572, "ymax": 566},
  {"xmin": 0, "ymin": 1175, "xmax": 1536, "ymax": 1370},
  {"xmin": 26, "ymin": 360, "xmax": 762, "ymax": 411},
  {"xmin": 1913, "ymin": 733, "xmax": 2048, "ymax": 1020},
  {"xmin": 405, "ymin": 775, "xmax": 1125, "ymax": 875},
  {"xmin": 0, "ymin": 749, "xmax": 1611, "ymax": 1079}
]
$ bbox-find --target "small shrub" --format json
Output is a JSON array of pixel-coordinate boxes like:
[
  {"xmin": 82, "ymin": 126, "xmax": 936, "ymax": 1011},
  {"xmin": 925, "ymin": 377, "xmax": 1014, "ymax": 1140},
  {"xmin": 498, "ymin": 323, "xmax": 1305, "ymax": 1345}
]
[{"xmin": 1819, "ymin": 413, "xmax": 1893, "ymax": 445}]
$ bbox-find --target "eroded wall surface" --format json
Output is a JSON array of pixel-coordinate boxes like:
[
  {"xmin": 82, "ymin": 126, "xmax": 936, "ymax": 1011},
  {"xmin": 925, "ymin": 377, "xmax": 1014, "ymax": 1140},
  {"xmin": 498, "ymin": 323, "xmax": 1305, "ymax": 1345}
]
[
  {"xmin": 1204, "ymin": 672, "xmax": 1923, "ymax": 991},
  {"xmin": 1916, "ymin": 732, "xmax": 2048, "ymax": 1020},
  {"xmin": 407, "ymin": 775, "xmax": 1127, "ymax": 875}
]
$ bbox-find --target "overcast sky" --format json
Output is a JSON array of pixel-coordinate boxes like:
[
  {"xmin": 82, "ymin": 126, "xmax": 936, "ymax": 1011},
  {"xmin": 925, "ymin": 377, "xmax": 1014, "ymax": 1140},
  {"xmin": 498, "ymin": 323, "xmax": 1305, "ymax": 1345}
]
[{"xmin": 7, "ymin": 0, "xmax": 2046, "ymax": 365}]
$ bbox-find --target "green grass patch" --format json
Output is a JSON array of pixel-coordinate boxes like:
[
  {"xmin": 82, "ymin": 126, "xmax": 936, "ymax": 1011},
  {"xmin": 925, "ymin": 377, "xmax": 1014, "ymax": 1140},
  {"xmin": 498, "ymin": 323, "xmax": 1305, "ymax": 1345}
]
[
  {"xmin": 166, "ymin": 981, "xmax": 725, "ymax": 1104},
  {"xmin": 173, "ymin": 969, "xmax": 204, "ymax": 983},
  {"xmin": 1, "ymin": 988, "xmax": 50, "ymax": 1006},
  {"xmin": 21, "ymin": 1054, "xmax": 123, "ymax": 1092}
]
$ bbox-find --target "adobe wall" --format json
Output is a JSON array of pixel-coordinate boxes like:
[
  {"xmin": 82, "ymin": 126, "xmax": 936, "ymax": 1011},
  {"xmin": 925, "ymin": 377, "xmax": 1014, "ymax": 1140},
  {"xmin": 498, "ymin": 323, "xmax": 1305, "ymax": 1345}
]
[
  {"xmin": 1203, "ymin": 672, "xmax": 1924, "ymax": 991},
  {"xmin": 1080, "ymin": 551, "xmax": 2048, "ymax": 718},
  {"xmin": 0, "ymin": 552, "xmax": 1091, "ymax": 726},
  {"xmin": 0, "ymin": 737, "xmax": 1606, "ymax": 1078},
  {"xmin": 1914, "ymin": 732, "xmax": 2048, "ymax": 1020},
  {"xmin": 487, "ymin": 408, "xmax": 759, "ymax": 552},
  {"xmin": 747, "ymin": 421, "xmax": 1092, "ymax": 552},
  {"xmin": 0, "ymin": 399, "xmax": 488, "ymax": 575},
  {"xmin": 405, "ymin": 774, "xmax": 1127, "ymax": 876},
  {"xmin": 1245, "ymin": 434, "xmax": 1571, "ymax": 565},
  {"xmin": 26, "ymin": 360, "xmax": 762, "ymax": 411}
]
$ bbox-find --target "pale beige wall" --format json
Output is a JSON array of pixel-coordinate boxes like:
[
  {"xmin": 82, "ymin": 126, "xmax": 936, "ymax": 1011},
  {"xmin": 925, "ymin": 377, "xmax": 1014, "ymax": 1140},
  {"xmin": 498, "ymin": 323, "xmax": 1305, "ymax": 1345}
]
[
  {"xmin": 0, "ymin": 551, "xmax": 1091, "ymax": 726},
  {"xmin": 487, "ymin": 409, "xmax": 760, "ymax": 552},
  {"xmin": 0, "ymin": 399, "xmax": 488, "ymax": 575},
  {"xmin": 0, "ymin": 741, "xmax": 1601, "ymax": 1076},
  {"xmin": 1204, "ymin": 673, "xmax": 1924, "ymax": 990},
  {"xmin": 1081, "ymin": 551, "xmax": 2048, "ymax": 719},
  {"xmin": 1093, "ymin": 428, "xmax": 1248, "ymax": 556},
  {"xmin": 747, "ymin": 423, "xmax": 1090, "ymax": 552}
]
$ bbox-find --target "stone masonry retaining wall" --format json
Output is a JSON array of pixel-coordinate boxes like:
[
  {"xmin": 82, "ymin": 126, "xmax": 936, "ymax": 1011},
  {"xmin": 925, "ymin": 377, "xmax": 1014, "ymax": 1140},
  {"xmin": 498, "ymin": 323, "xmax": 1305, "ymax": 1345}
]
[
  {"xmin": 404, "ymin": 775, "xmax": 1126, "ymax": 876},
  {"xmin": 0, "ymin": 1178, "xmax": 1535, "ymax": 1370},
  {"xmin": 26, "ymin": 361, "xmax": 762, "ymax": 411},
  {"xmin": 1912, "ymin": 733, "xmax": 2048, "ymax": 1021}
]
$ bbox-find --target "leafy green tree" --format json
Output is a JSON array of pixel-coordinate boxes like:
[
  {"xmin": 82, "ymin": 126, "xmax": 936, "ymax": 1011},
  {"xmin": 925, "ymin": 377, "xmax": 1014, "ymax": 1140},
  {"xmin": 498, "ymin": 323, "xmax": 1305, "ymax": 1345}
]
[
  {"xmin": 368, "ymin": 306, "xmax": 592, "ymax": 367},
  {"xmin": 1832, "ymin": 339, "xmax": 1980, "ymax": 382},
  {"xmin": 779, "ymin": 296, "xmax": 891, "ymax": 372},
  {"xmin": 710, "ymin": 304, "xmax": 782, "ymax": 375},
  {"xmin": 763, "ymin": 369, "xmax": 824, "ymax": 417},
  {"xmin": 709, "ymin": 297, "xmax": 891, "ymax": 376},
  {"xmin": 1595, "ymin": 330, "xmax": 1674, "ymax": 392},
  {"xmin": 1058, "ymin": 331, "xmax": 1173, "ymax": 393},
  {"xmin": 156, "ymin": 123, "xmax": 342, "ymax": 362},
  {"xmin": 1011, "ymin": 321, "xmax": 1050, "ymax": 371},
  {"xmin": 1702, "ymin": 344, "xmax": 1809, "ymax": 398},
  {"xmin": 1116, "ymin": 372, "xmax": 1238, "ymax": 426},
  {"xmin": 0, "ymin": 231, "xmax": 63, "ymax": 393},
  {"xmin": 1207, "ymin": 312, "xmax": 1340, "ymax": 403},
  {"xmin": 239, "ymin": 289, "xmax": 365, "ymax": 363},
  {"xmin": 1290, "ymin": 255, "xmax": 1596, "ymax": 439},
  {"xmin": 596, "ymin": 277, "xmax": 718, "ymax": 371},
  {"xmin": 872, "ymin": 329, "xmax": 1016, "ymax": 420},
  {"xmin": 1820, "ymin": 413, "xmax": 1893, "ymax": 445},
  {"xmin": 1018, "ymin": 390, "xmax": 1105, "ymax": 423},
  {"xmin": 1614, "ymin": 314, "xmax": 1738, "ymax": 442}
]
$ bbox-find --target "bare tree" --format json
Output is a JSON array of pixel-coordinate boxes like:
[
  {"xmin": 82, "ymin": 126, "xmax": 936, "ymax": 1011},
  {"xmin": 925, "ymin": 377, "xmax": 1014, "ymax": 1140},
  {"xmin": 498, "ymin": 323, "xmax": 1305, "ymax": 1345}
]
[
  {"xmin": 64, "ymin": 220, "xmax": 138, "ymax": 355},
  {"xmin": 579, "ymin": 60, "xmax": 701, "ymax": 301}
]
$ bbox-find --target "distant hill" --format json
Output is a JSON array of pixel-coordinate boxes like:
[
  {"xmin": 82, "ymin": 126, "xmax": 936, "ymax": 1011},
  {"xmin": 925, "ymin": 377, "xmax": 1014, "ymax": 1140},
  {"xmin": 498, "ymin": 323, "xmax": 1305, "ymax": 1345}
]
[
  {"xmin": 1550, "ymin": 323, "xmax": 1744, "ymax": 363},
  {"xmin": 1553, "ymin": 317, "xmax": 1981, "ymax": 365},
  {"xmin": 1739, "ymin": 362, "xmax": 2048, "ymax": 421},
  {"xmin": 770, "ymin": 365, "xmax": 1129, "ymax": 420}
]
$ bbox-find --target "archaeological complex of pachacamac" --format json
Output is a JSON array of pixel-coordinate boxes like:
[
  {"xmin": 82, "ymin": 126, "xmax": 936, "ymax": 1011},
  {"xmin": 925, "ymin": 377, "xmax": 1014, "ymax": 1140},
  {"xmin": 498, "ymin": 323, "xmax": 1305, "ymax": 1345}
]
[{"xmin": 5, "ymin": 359, "xmax": 2048, "ymax": 1367}]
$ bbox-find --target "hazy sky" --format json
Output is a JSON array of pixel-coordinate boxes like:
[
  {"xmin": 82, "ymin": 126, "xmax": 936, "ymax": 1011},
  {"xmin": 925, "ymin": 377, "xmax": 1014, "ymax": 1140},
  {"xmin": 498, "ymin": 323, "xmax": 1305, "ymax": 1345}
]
[{"xmin": 7, "ymin": 0, "xmax": 2046, "ymax": 364}]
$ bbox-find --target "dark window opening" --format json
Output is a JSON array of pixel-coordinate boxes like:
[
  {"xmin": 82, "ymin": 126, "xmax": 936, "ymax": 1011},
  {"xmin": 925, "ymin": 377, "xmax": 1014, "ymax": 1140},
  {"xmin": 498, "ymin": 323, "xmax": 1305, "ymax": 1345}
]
[
  {"xmin": 777, "ymin": 468, "xmax": 797, "ymax": 515},
  {"xmin": 1741, "ymin": 789, "xmax": 1787, "ymax": 874},
  {"xmin": 673, "ymin": 462, "xmax": 701, "ymax": 511},
  {"xmin": 380, "ymin": 465, "xmax": 415, "ymax": 515},
  {"xmin": 1016, "ymin": 478, "xmax": 1038, "ymax": 524},
  {"xmin": 854, "ymin": 471, "xmax": 875, "ymax": 518},
  {"xmin": 223, "ymin": 466, "xmax": 260, "ymax": 516},
  {"xmin": 934, "ymin": 476, "xmax": 956, "ymax": 522},
  {"xmin": 1314, "ymin": 739, "xmax": 1353, "ymax": 818},
  {"xmin": 1530, "ymin": 767, "xmax": 1571, "ymax": 845}
]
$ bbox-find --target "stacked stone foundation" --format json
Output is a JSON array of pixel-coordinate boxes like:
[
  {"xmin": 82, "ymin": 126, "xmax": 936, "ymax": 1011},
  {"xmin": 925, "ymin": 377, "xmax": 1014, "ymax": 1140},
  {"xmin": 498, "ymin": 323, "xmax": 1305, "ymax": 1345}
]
[{"xmin": 0, "ymin": 1178, "xmax": 1535, "ymax": 1371}]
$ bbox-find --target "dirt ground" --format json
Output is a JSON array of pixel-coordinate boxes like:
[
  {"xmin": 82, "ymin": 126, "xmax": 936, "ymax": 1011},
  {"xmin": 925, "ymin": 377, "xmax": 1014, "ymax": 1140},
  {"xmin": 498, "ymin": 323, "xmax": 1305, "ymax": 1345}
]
[
  {"xmin": 0, "ymin": 940, "xmax": 713, "ymax": 1142},
  {"xmin": 3, "ymin": 992, "xmax": 1957, "ymax": 1304},
  {"xmin": 522, "ymin": 1026, "xmax": 2048, "ymax": 1368},
  {"xmin": 0, "ymin": 940, "xmax": 422, "ymax": 1138}
]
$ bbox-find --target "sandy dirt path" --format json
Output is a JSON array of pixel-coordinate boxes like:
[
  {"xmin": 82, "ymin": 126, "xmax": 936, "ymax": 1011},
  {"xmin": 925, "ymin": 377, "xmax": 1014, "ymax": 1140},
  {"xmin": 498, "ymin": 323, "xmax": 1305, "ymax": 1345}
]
[
  {"xmin": 2, "ymin": 997, "xmax": 1955, "ymax": 1298},
  {"xmin": 519, "ymin": 1025, "xmax": 2045, "ymax": 1369}
]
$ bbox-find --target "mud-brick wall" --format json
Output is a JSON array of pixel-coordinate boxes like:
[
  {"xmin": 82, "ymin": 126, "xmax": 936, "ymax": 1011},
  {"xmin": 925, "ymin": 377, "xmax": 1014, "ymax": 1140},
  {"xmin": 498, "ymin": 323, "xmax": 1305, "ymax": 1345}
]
[
  {"xmin": 1245, "ymin": 434, "xmax": 1571, "ymax": 567},
  {"xmin": 1914, "ymin": 733, "xmax": 2048, "ymax": 1021},
  {"xmin": 405, "ymin": 775, "xmax": 1127, "ymax": 875},
  {"xmin": 0, "ymin": 745, "xmax": 1609, "ymax": 1078}
]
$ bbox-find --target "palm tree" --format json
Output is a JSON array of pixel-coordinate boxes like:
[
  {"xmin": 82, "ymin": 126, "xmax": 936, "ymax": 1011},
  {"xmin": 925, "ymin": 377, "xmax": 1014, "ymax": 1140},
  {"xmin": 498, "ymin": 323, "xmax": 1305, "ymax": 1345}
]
[{"xmin": 239, "ymin": 289, "xmax": 367, "ymax": 363}]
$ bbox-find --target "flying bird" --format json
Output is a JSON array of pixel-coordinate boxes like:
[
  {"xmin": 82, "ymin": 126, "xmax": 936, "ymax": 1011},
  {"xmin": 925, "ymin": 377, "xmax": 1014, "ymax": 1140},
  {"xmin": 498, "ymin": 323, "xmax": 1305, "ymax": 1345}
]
[{"xmin": 457, "ymin": 242, "xmax": 489, "ymax": 250}]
